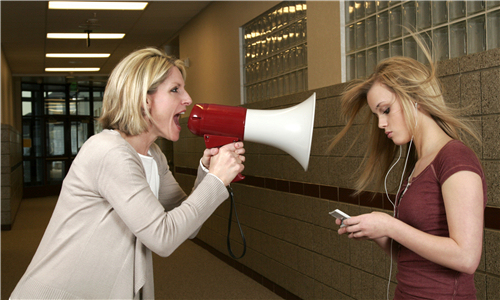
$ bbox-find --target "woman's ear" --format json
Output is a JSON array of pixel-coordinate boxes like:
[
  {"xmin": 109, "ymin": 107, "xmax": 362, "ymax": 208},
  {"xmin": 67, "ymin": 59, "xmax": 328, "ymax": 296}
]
[
  {"xmin": 142, "ymin": 97, "xmax": 153, "ymax": 122},
  {"xmin": 145, "ymin": 96, "xmax": 152, "ymax": 110}
]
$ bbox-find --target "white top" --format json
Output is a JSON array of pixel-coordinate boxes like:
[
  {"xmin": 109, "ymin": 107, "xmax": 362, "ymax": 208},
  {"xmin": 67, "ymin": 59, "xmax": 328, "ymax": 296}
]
[{"xmin": 138, "ymin": 152, "xmax": 160, "ymax": 199}]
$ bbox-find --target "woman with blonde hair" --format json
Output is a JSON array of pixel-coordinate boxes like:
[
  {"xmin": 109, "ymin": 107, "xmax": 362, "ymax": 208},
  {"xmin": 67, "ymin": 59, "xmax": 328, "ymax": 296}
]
[
  {"xmin": 11, "ymin": 47, "xmax": 245, "ymax": 299},
  {"xmin": 331, "ymin": 39, "xmax": 487, "ymax": 299}
]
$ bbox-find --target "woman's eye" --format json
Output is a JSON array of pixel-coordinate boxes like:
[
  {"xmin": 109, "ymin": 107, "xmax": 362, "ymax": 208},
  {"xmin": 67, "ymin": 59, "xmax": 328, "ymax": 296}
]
[
  {"xmin": 171, "ymin": 87, "xmax": 179, "ymax": 93},
  {"xmin": 383, "ymin": 107, "xmax": 390, "ymax": 114}
]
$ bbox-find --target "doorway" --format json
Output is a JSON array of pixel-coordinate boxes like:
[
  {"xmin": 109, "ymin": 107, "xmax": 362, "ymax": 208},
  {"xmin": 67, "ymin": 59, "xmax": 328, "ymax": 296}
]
[{"xmin": 21, "ymin": 79, "xmax": 105, "ymax": 197}]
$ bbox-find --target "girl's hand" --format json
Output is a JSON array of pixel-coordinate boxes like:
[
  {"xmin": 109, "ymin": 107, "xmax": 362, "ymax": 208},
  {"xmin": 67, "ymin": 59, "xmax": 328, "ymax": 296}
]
[{"xmin": 338, "ymin": 212, "xmax": 393, "ymax": 240}]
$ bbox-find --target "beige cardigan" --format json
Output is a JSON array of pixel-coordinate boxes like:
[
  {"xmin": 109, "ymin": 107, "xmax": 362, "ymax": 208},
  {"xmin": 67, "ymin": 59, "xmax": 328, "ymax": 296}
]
[{"xmin": 11, "ymin": 130, "xmax": 229, "ymax": 299}]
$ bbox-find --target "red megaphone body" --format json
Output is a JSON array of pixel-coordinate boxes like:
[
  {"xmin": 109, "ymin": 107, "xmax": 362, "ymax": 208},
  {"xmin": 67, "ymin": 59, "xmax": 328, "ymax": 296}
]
[
  {"xmin": 188, "ymin": 104, "xmax": 248, "ymax": 181},
  {"xmin": 187, "ymin": 93, "xmax": 316, "ymax": 183}
]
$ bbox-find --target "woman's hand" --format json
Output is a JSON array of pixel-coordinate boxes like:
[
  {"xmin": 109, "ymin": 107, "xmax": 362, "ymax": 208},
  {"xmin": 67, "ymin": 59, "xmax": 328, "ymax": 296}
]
[
  {"xmin": 201, "ymin": 147, "xmax": 219, "ymax": 170},
  {"xmin": 206, "ymin": 142, "xmax": 245, "ymax": 186},
  {"xmin": 337, "ymin": 212, "xmax": 394, "ymax": 240}
]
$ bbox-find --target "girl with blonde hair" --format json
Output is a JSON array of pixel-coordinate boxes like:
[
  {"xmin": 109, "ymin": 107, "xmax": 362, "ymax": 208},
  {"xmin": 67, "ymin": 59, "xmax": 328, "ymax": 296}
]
[
  {"xmin": 331, "ymin": 38, "xmax": 487, "ymax": 299},
  {"xmin": 11, "ymin": 47, "xmax": 245, "ymax": 299}
]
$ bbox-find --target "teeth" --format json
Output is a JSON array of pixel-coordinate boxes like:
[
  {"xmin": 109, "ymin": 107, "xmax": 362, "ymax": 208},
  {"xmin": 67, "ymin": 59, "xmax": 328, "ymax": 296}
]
[{"xmin": 180, "ymin": 112, "xmax": 185, "ymax": 115}]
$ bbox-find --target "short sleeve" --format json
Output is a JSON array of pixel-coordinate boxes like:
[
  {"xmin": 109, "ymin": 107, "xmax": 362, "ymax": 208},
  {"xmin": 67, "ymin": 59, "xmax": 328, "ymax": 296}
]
[{"xmin": 434, "ymin": 141, "xmax": 483, "ymax": 184}]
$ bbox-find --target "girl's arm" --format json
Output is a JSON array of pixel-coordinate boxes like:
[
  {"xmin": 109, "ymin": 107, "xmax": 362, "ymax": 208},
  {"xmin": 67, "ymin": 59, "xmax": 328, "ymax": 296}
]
[{"xmin": 339, "ymin": 170, "xmax": 484, "ymax": 274}]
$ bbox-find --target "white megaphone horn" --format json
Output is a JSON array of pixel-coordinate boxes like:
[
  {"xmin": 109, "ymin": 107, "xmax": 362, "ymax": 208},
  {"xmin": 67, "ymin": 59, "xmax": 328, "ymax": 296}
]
[{"xmin": 188, "ymin": 93, "xmax": 316, "ymax": 181}]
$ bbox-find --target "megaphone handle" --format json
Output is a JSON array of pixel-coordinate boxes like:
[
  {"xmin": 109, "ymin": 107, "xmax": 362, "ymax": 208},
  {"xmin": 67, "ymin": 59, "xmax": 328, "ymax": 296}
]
[
  {"xmin": 203, "ymin": 134, "xmax": 245, "ymax": 183},
  {"xmin": 232, "ymin": 173, "xmax": 245, "ymax": 183}
]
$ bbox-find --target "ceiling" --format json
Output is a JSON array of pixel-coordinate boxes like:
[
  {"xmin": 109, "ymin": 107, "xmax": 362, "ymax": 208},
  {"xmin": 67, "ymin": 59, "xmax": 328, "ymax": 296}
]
[{"xmin": 1, "ymin": 1, "xmax": 211, "ymax": 82}]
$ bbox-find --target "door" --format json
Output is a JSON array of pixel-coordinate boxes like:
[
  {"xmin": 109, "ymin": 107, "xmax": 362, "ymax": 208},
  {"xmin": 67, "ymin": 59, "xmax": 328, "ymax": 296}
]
[{"xmin": 22, "ymin": 80, "xmax": 104, "ymax": 197}]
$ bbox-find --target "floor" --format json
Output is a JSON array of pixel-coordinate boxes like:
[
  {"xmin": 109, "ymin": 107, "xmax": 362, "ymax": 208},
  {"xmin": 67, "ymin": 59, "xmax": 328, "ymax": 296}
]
[{"xmin": 1, "ymin": 196, "xmax": 282, "ymax": 300}]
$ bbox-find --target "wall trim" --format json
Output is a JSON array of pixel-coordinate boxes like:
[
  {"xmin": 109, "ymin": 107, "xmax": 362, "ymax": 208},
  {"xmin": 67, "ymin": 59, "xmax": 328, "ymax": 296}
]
[{"xmin": 176, "ymin": 167, "xmax": 500, "ymax": 231}]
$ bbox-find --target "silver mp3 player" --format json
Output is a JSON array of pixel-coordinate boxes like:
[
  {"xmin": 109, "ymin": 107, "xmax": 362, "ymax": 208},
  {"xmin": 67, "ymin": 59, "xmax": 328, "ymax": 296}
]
[{"xmin": 329, "ymin": 209, "xmax": 351, "ymax": 228}]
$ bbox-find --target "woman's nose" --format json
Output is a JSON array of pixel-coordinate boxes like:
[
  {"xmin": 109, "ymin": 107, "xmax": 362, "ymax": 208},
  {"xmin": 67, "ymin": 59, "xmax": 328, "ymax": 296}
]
[{"xmin": 182, "ymin": 92, "xmax": 193, "ymax": 106}]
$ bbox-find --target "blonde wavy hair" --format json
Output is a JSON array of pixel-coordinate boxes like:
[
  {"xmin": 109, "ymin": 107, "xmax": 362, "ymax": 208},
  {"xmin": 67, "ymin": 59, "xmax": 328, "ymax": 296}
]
[
  {"xmin": 329, "ymin": 34, "xmax": 480, "ymax": 194},
  {"xmin": 99, "ymin": 47, "xmax": 186, "ymax": 136}
]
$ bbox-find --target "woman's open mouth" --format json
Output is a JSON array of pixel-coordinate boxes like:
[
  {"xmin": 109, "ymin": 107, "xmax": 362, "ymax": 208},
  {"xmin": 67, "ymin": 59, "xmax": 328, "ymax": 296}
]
[{"xmin": 174, "ymin": 112, "xmax": 184, "ymax": 129}]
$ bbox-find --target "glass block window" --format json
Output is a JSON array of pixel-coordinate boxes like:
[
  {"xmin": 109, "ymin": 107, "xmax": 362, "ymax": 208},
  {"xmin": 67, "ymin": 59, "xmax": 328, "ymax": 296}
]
[
  {"xmin": 242, "ymin": 1, "xmax": 308, "ymax": 103},
  {"xmin": 344, "ymin": 1, "xmax": 500, "ymax": 81}
]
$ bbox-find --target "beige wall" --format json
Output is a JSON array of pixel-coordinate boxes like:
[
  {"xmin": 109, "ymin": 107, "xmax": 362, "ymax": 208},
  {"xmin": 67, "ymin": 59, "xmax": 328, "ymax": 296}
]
[
  {"xmin": 179, "ymin": 1, "xmax": 279, "ymax": 114},
  {"xmin": 1, "ymin": 47, "xmax": 23, "ymax": 229},
  {"xmin": 1, "ymin": 48, "xmax": 21, "ymax": 132},
  {"xmin": 2, "ymin": 47, "xmax": 15, "ymax": 128},
  {"xmin": 178, "ymin": 1, "xmax": 342, "ymax": 116},
  {"xmin": 307, "ymin": 1, "xmax": 342, "ymax": 89}
]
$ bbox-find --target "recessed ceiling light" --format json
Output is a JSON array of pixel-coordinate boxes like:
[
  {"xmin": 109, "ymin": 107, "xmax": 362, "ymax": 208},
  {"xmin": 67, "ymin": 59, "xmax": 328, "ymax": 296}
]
[
  {"xmin": 45, "ymin": 68, "xmax": 100, "ymax": 72},
  {"xmin": 48, "ymin": 1, "xmax": 148, "ymax": 10},
  {"xmin": 46, "ymin": 53, "xmax": 111, "ymax": 58},
  {"xmin": 47, "ymin": 33, "xmax": 125, "ymax": 39}
]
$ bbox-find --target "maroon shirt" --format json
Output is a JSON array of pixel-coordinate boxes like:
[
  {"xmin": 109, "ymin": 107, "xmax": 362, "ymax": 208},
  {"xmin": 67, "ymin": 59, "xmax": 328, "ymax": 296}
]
[{"xmin": 394, "ymin": 140, "xmax": 487, "ymax": 300}]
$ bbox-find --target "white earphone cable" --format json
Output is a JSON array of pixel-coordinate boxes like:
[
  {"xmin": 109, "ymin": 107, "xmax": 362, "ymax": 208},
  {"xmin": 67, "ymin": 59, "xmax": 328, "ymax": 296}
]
[{"xmin": 385, "ymin": 137, "xmax": 413, "ymax": 300}]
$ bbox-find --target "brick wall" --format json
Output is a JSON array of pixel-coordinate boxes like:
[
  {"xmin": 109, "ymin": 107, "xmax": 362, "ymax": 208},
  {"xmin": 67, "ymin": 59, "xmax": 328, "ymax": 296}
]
[
  {"xmin": 174, "ymin": 48, "xmax": 500, "ymax": 299},
  {"xmin": 1, "ymin": 124, "xmax": 23, "ymax": 230}
]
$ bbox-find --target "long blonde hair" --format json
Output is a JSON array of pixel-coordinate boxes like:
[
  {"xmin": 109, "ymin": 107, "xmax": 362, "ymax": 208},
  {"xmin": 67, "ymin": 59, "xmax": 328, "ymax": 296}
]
[
  {"xmin": 99, "ymin": 47, "xmax": 186, "ymax": 136},
  {"xmin": 329, "ymin": 35, "xmax": 480, "ymax": 194}
]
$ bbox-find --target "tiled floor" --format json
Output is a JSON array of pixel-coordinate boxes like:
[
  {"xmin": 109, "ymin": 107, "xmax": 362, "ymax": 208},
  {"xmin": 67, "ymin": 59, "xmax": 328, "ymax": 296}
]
[{"xmin": 1, "ymin": 196, "xmax": 282, "ymax": 299}]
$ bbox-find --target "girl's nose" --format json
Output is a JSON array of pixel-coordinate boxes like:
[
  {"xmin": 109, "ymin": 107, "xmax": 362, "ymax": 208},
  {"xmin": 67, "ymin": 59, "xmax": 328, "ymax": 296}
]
[{"xmin": 378, "ymin": 117, "xmax": 387, "ymax": 129}]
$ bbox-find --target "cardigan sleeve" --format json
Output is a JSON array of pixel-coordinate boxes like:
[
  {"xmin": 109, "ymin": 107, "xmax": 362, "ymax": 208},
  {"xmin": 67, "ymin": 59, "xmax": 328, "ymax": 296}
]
[
  {"xmin": 150, "ymin": 143, "xmax": 208, "ymax": 213},
  {"xmin": 96, "ymin": 144, "xmax": 228, "ymax": 257}
]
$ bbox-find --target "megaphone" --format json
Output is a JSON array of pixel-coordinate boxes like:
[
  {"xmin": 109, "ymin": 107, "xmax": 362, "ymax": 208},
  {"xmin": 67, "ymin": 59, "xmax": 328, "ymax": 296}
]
[{"xmin": 188, "ymin": 93, "xmax": 316, "ymax": 181}]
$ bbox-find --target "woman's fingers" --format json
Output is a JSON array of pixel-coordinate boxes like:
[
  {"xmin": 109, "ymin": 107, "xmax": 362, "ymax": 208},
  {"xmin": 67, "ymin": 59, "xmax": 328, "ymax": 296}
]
[{"xmin": 209, "ymin": 142, "xmax": 246, "ymax": 185}]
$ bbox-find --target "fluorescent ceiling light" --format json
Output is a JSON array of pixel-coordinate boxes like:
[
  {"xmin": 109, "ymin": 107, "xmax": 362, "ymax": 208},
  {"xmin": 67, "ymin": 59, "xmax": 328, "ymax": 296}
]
[
  {"xmin": 47, "ymin": 33, "xmax": 125, "ymax": 39},
  {"xmin": 46, "ymin": 53, "xmax": 110, "ymax": 58},
  {"xmin": 48, "ymin": 1, "xmax": 148, "ymax": 10},
  {"xmin": 45, "ymin": 68, "xmax": 100, "ymax": 72}
]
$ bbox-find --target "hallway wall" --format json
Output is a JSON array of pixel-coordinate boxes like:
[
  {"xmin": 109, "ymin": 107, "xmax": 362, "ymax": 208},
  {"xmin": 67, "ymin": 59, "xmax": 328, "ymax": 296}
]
[
  {"xmin": 1, "ymin": 48, "xmax": 19, "ymax": 129},
  {"xmin": 1, "ymin": 47, "xmax": 23, "ymax": 230},
  {"xmin": 178, "ymin": 1, "xmax": 279, "ymax": 111},
  {"xmin": 176, "ymin": 1, "xmax": 341, "ymax": 114},
  {"xmin": 174, "ymin": 36, "xmax": 500, "ymax": 300},
  {"xmin": 3, "ymin": 1, "xmax": 500, "ymax": 299}
]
